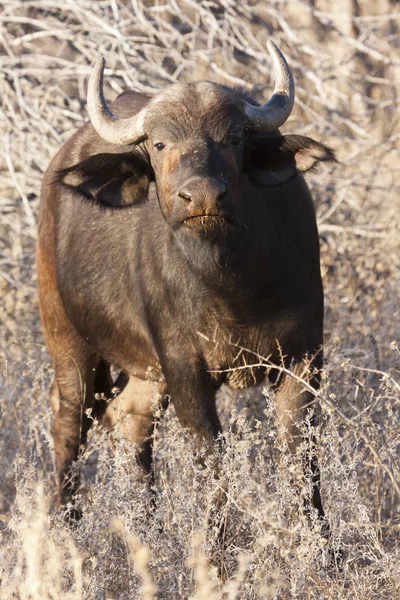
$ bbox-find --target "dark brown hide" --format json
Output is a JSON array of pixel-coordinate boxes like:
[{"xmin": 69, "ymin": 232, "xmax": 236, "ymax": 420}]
[{"xmin": 37, "ymin": 83, "xmax": 335, "ymax": 522}]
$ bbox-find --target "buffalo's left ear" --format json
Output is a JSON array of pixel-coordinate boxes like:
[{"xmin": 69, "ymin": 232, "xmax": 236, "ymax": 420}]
[
  {"xmin": 56, "ymin": 151, "xmax": 153, "ymax": 208},
  {"xmin": 246, "ymin": 134, "xmax": 337, "ymax": 186}
]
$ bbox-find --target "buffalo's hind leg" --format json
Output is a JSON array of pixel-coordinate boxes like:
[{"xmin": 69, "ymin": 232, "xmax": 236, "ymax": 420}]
[
  {"xmin": 38, "ymin": 246, "xmax": 98, "ymax": 514},
  {"xmin": 103, "ymin": 375, "xmax": 167, "ymax": 478},
  {"xmin": 102, "ymin": 375, "xmax": 168, "ymax": 527},
  {"xmin": 48, "ymin": 340, "xmax": 97, "ymax": 513}
]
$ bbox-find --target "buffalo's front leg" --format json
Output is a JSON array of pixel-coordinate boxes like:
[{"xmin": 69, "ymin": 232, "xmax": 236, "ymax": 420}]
[
  {"xmin": 165, "ymin": 361, "xmax": 222, "ymax": 452},
  {"xmin": 271, "ymin": 356, "xmax": 326, "ymax": 524},
  {"xmin": 165, "ymin": 361, "xmax": 226, "ymax": 554}
]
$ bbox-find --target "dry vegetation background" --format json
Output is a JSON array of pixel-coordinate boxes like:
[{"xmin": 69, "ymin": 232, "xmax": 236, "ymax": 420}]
[{"xmin": 0, "ymin": 0, "xmax": 400, "ymax": 598}]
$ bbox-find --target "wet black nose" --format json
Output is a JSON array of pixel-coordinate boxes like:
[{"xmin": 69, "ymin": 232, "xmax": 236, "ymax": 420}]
[{"xmin": 178, "ymin": 178, "xmax": 227, "ymax": 207}]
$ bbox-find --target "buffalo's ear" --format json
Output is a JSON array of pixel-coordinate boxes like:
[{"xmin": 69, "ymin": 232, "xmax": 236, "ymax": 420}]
[
  {"xmin": 246, "ymin": 134, "xmax": 337, "ymax": 186},
  {"xmin": 56, "ymin": 152, "xmax": 153, "ymax": 207}
]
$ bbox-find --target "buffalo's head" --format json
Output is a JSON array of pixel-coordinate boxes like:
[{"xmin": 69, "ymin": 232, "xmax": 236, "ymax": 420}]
[{"xmin": 60, "ymin": 42, "xmax": 335, "ymax": 238}]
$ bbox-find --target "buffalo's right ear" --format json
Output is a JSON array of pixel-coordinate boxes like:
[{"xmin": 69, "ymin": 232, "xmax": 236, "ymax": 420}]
[
  {"xmin": 246, "ymin": 134, "xmax": 337, "ymax": 186},
  {"xmin": 56, "ymin": 152, "xmax": 153, "ymax": 208}
]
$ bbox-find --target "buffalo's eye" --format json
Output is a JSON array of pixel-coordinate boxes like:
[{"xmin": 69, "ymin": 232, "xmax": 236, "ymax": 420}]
[
  {"xmin": 154, "ymin": 142, "xmax": 165, "ymax": 151},
  {"xmin": 230, "ymin": 136, "xmax": 243, "ymax": 146}
]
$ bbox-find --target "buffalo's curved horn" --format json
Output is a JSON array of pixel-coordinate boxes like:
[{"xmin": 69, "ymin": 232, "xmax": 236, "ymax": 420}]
[
  {"xmin": 87, "ymin": 57, "xmax": 146, "ymax": 145},
  {"xmin": 244, "ymin": 41, "xmax": 295, "ymax": 132}
]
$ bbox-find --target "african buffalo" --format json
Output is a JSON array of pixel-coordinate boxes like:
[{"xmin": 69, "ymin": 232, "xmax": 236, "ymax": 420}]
[{"xmin": 37, "ymin": 42, "xmax": 335, "ymax": 521}]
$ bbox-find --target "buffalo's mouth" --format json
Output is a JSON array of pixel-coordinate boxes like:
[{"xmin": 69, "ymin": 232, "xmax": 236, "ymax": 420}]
[
  {"xmin": 182, "ymin": 214, "xmax": 233, "ymax": 238},
  {"xmin": 183, "ymin": 214, "xmax": 232, "ymax": 231}
]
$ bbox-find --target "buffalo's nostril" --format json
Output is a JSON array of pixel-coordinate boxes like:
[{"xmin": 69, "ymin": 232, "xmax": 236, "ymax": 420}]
[
  {"xmin": 217, "ymin": 183, "xmax": 227, "ymax": 199},
  {"xmin": 178, "ymin": 190, "xmax": 192, "ymax": 202},
  {"xmin": 178, "ymin": 178, "xmax": 227, "ymax": 206}
]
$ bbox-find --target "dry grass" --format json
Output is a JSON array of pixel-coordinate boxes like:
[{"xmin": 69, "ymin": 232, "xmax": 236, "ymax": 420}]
[{"xmin": 0, "ymin": 0, "xmax": 399, "ymax": 598}]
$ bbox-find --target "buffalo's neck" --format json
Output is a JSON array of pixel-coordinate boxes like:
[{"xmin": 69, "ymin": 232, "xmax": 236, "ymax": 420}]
[
  {"xmin": 143, "ymin": 193, "xmax": 320, "ymax": 328},
  {"xmin": 162, "ymin": 224, "xmax": 286, "ymax": 324}
]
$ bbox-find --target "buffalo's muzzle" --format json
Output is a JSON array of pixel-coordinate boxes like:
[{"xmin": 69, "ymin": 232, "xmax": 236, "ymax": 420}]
[{"xmin": 177, "ymin": 177, "xmax": 227, "ymax": 212}]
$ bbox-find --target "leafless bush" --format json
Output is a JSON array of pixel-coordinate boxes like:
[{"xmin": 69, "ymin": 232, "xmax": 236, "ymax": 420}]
[{"xmin": 0, "ymin": 1, "xmax": 399, "ymax": 598}]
